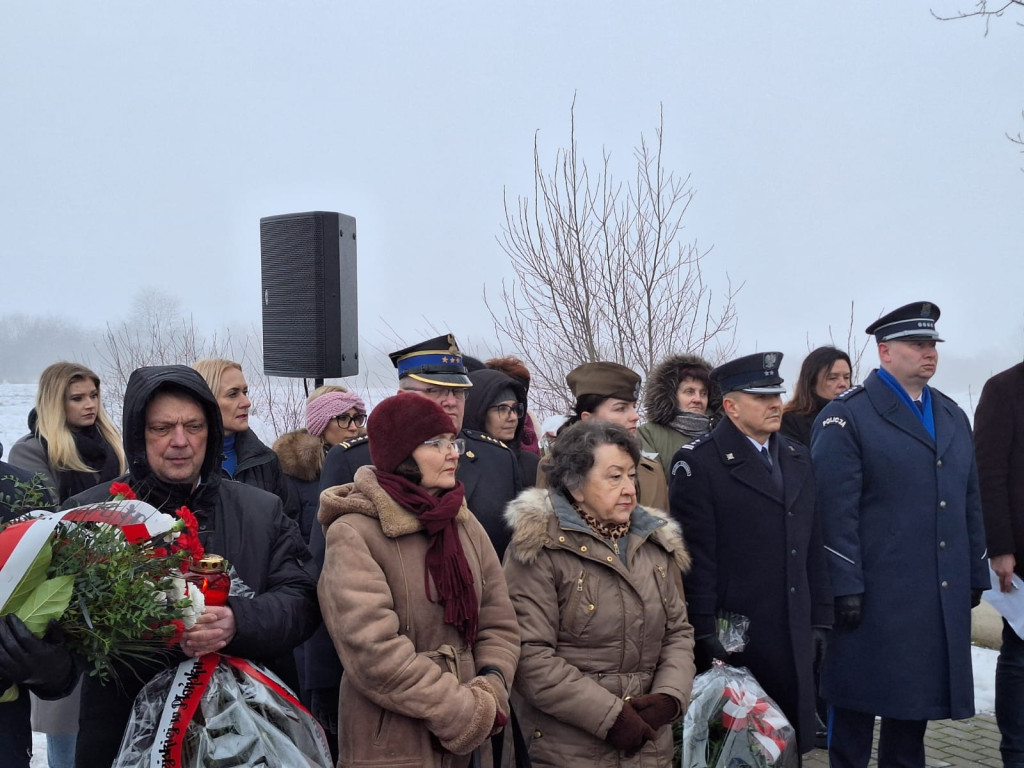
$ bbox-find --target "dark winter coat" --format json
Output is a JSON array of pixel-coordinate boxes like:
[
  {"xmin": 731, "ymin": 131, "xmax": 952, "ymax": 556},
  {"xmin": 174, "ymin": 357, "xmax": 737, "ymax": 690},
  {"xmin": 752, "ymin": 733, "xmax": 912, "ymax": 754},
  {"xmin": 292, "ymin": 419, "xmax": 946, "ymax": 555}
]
[
  {"xmin": 638, "ymin": 354, "xmax": 718, "ymax": 479},
  {"xmin": 307, "ymin": 425, "xmax": 523, "ymax": 696},
  {"xmin": 811, "ymin": 370, "xmax": 989, "ymax": 721},
  {"xmin": 975, "ymin": 361, "xmax": 1024, "ymax": 578},
  {"xmin": 65, "ymin": 365, "xmax": 319, "ymax": 768},
  {"xmin": 669, "ymin": 415, "xmax": 831, "ymax": 753},
  {"xmin": 503, "ymin": 489, "xmax": 694, "ymax": 767},
  {"xmin": 464, "ymin": 368, "xmax": 540, "ymax": 490},
  {"xmin": 780, "ymin": 392, "xmax": 831, "ymax": 447},
  {"xmin": 273, "ymin": 427, "xmax": 325, "ymax": 545},
  {"xmin": 228, "ymin": 426, "xmax": 302, "ymax": 524}
]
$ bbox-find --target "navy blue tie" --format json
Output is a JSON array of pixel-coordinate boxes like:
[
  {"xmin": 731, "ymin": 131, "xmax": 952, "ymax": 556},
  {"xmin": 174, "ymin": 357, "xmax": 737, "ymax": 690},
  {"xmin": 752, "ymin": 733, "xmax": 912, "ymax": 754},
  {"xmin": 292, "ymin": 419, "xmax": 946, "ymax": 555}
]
[{"xmin": 760, "ymin": 446, "xmax": 772, "ymax": 470}]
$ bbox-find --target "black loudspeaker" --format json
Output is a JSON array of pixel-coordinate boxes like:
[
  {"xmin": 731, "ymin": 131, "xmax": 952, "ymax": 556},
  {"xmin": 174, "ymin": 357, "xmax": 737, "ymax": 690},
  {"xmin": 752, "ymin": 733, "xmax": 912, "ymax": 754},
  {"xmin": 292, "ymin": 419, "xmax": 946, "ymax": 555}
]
[{"xmin": 260, "ymin": 211, "xmax": 359, "ymax": 378}]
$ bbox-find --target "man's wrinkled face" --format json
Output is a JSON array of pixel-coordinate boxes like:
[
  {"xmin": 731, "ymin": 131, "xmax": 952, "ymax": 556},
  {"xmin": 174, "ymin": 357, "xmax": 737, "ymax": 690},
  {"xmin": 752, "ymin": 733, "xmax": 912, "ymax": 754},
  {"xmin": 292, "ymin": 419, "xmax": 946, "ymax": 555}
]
[{"xmin": 145, "ymin": 392, "xmax": 208, "ymax": 487}]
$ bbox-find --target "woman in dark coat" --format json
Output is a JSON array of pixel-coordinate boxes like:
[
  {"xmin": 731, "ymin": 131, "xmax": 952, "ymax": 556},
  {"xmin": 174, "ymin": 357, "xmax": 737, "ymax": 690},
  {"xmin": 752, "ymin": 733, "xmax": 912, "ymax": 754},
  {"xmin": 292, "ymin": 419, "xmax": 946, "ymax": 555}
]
[
  {"xmin": 464, "ymin": 368, "xmax": 540, "ymax": 488},
  {"xmin": 193, "ymin": 358, "xmax": 299, "ymax": 521},
  {"xmin": 780, "ymin": 347, "xmax": 852, "ymax": 446}
]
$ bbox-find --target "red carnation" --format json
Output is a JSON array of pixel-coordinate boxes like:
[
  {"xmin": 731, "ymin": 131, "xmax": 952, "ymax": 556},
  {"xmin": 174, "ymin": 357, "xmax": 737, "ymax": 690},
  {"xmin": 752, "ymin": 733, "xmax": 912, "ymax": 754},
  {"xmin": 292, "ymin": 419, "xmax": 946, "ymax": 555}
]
[
  {"xmin": 164, "ymin": 619, "xmax": 186, "ymax": 647},
  {"xmin": 109, "ymin": 482, "xmax": 137, "ymax": 501}
]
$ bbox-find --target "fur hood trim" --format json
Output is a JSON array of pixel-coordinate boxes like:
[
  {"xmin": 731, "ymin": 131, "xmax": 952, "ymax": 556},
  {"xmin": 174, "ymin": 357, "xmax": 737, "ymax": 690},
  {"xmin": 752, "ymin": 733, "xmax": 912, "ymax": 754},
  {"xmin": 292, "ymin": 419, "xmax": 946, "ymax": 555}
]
[
  {"xmin": 644, "ymin": 353, "xmax": 718, "ymax": 426},
  {"xmin": 318, "ymin": 464, "xmax": 471, "ymax": 537},
  {"xmin": 503, "ymin": 487, "xmax": 691, "ymax": 573},
  {"xmin": 272, "ymin": 428, "xmax": 324, "ymax": 483}
]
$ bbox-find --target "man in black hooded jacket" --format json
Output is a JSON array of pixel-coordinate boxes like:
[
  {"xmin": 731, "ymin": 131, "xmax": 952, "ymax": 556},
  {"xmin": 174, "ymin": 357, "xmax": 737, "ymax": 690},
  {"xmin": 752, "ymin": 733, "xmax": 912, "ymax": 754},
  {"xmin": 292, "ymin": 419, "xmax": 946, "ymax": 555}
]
[{"xmin": 65, "ymin": 365, "xmax": 319, "ymax": 767}]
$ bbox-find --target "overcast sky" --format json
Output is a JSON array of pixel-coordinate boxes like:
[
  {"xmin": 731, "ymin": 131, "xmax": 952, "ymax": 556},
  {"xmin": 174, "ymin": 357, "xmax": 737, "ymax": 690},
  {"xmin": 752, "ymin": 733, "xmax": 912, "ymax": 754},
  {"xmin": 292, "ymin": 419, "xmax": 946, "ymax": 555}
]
[{"xmin": 2, "ymin": 2, "xmax": 1022, "ymax": 407}]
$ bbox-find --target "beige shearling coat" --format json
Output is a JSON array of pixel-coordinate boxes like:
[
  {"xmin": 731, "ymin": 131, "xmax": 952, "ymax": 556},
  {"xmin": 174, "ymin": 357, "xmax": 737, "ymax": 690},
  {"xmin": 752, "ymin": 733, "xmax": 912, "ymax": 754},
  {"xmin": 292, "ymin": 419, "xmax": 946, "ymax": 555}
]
[
  {"xmin": 318, "ymin": 466, "xmax": 521, "ymax": 767},
  {"xmin": 503, "ymin": 488, "xmax": 695, "ymax": 767}
]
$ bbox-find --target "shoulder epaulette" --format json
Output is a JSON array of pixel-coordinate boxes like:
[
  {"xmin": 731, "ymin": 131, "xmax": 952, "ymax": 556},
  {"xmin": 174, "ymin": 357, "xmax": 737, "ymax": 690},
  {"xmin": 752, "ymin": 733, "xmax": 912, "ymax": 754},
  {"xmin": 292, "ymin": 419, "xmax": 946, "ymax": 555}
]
[
  {"xmin": 461, "ymin": 429, "xmax": 510, "ymax": 451},
  {"xmin": 337, "ymin": 435, "xmax": 369, "ymax": 450},
  {"xmin": 679, "ymin": 434, "xmax": 709, "ymax": 451},
  {"xmin": 836, "ymin": 384, "xmax": 865, "ymax": 401}
]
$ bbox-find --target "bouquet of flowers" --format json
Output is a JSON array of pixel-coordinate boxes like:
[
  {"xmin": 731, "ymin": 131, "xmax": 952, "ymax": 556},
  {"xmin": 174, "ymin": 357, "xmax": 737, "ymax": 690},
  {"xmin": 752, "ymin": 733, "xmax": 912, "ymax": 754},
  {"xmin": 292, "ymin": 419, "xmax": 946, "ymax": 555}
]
[
  {"xmin": 0, "ymin": 482, "xmax": 204, "ymax": 698},
  {"xmin": 682, "ymin": 613, "xmax": 798, "ymax": 768}
]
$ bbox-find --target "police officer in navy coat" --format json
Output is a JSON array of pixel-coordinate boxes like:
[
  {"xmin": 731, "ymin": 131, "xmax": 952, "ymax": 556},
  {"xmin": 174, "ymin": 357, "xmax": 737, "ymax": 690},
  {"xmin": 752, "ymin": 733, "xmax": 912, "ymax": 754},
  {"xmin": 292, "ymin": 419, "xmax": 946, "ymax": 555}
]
[
  {"xmin": 670, "ymin": 351, "xmax": 832, "ymax": 757},
  {"xmin": 811, "ymin": 302, "xmax": 989, "ymax": 768},
  {"xmin": 304, "ymin": 333, "xmax": 522, "ymax": 749}
]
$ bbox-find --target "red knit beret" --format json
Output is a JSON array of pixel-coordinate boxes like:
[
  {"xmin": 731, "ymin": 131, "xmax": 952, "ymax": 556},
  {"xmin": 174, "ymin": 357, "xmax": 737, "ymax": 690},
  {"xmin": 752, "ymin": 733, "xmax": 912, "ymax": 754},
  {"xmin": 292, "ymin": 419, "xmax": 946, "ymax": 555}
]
[{"xmin": 368, "ymin": 392, "xmax": 457, "ymax": 474}]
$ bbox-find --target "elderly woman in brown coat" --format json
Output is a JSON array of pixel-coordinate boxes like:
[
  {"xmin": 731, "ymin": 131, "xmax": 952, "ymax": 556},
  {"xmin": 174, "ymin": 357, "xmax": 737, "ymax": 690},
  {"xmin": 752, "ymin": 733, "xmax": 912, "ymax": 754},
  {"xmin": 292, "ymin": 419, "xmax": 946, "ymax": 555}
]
[
  {"xmin": 503, "ymin": 420, "xmax": 695, "ymax": 766},
  {"xmin": 318, "ymin": 393, "xmax": 520, "ymax": 767}
]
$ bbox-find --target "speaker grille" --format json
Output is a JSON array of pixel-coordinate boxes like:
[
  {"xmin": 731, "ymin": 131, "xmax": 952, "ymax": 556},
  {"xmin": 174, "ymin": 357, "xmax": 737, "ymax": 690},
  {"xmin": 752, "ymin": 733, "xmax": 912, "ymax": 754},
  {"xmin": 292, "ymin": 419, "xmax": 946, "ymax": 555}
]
[{"xmin": 260, "ymin": 211, "xmax": 358, "ymax": 378}]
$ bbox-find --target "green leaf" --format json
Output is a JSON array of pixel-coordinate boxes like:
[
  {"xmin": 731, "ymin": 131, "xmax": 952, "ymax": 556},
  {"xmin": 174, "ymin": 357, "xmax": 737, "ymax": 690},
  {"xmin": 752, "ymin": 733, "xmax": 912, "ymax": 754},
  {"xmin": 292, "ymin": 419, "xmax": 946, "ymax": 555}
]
[
  {"xmin": 0, "ymin": 683, "xmax": 19, "ymax": 703},
  {"xmin": 0, "ymin": 542, "xmax": 52, "ymax": 615},
  {"xmin": 14, "ymin": 575, "xmax": 74, "ymax": 636}
]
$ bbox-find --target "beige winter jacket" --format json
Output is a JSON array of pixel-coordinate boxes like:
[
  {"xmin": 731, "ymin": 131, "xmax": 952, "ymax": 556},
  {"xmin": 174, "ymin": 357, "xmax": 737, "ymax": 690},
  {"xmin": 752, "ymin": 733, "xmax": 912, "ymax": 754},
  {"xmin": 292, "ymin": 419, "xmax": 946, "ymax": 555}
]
[
  {"xmin": 503, "ymin": 488, "xmax": 695, "ymax": 767},
  {"xmin": 318, "ymin": 465, "xmax": 521, "ymax": 767}
]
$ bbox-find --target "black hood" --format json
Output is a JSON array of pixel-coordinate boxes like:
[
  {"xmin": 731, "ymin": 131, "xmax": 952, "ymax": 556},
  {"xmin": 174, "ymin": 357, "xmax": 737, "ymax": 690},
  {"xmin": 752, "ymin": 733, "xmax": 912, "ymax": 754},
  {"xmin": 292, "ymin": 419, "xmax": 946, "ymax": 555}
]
[
  {"xmin": 643, "ymin": 353, "xmax": 720, "ymax": 425},
  {"xmin": 464, "ymin": 369, "xmax": 527, "ymax": 446},
  {"xmin": 122, "ymin": 365, "xmax": 225, "ymax": 487}
]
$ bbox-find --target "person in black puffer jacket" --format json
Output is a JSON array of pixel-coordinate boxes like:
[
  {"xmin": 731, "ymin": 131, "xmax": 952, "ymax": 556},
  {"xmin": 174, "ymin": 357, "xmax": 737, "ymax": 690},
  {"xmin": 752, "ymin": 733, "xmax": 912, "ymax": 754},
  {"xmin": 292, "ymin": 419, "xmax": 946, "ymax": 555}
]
[
  {"xmin": 192, "ymin": 358, "xmax": 300, "ymax": 522},
  {"xmin": 65, "ymin": 365, "xmax": 320, "ymax": 768}
]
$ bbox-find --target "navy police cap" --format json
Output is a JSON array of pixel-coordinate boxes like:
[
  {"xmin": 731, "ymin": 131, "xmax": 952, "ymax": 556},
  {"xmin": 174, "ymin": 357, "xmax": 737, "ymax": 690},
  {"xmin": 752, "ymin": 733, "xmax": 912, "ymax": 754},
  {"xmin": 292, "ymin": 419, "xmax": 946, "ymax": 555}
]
[
  {"xmin": 865, "ymin": 301, "xmax": 944, "ymax": 343},
  {"xmin": 388, "ymin": 333, "xmax": 472, "ymax": 387},
  {"xmin": 711, "ymin": 352, "xmax": 786, "ymax": 395}
]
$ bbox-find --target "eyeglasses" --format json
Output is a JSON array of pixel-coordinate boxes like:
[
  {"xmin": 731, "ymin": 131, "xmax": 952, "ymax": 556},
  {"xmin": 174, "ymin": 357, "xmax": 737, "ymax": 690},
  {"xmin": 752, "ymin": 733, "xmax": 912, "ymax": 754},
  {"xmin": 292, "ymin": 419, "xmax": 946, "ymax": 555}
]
[
  {"xmin": 489, "ymin": 403, "xmax": 525, "ymax": 420},
  {"xmin": 402, "ymin": 386, "xmax": 469, "ymax": 402},
  {"xmin": 421, "ymin": 437, "xmax": 467, "ymax": 456},
  {"xmin": 334, "ymin": 413, "xmax": 367, "ymax": 428}
]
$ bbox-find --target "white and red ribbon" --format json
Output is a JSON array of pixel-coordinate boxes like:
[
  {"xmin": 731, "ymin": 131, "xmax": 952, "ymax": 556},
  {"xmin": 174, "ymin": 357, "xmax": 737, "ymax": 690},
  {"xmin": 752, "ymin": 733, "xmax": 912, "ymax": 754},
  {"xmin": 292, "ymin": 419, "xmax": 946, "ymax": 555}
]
[
  {"xmin": 0, "ymin": 501, "xmax": 177, "ymax": 611},
  {"xmin": 720, "ymin": 683, "xmax": 791, "ymax": 764}
]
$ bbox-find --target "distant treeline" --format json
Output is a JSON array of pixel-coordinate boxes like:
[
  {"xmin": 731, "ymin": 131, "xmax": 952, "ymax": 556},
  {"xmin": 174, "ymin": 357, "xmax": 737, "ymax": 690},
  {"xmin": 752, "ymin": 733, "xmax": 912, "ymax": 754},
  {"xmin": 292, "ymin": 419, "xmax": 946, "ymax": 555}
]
[{"xmin": 0, "ymin": 314, "xmax": 102, "ymax": 381}]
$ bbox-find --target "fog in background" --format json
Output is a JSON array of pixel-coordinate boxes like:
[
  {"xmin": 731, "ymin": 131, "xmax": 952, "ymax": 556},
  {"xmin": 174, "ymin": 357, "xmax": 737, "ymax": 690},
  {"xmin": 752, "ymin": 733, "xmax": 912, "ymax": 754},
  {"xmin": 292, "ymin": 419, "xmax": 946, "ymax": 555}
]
[{"xmin": 2, "ymin": 2, "xmax": 1023, "ymax": 418}]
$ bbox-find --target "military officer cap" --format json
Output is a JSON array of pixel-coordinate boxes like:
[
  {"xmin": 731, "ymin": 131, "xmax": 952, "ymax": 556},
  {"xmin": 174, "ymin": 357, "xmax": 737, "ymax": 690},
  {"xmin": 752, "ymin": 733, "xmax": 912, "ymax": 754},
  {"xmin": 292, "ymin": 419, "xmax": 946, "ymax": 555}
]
[
  {"xmin": 711, "ymin": 352, "xmax": 786, "ymax": 395},
  {"xmin": 865, "ymin": 301, "xmax": 944, "ymax": 343},
  {"xmin": 566, "ymin": 362, "xmax": 642, "ymax": 402},
  {"xmin": 388, "ymin": 333, "xmax": 472, "ymax": 387}
]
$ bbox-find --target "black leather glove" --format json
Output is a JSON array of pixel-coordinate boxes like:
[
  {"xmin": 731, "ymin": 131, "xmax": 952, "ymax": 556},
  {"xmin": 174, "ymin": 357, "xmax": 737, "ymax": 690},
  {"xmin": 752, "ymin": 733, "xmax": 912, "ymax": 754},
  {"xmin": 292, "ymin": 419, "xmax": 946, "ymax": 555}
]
[
  {"xmin": 695, "ymin": 635, "xmax": 730, "ymax": 668},
  {"xmin": 0, "ymin": 616, "xmax": 75, "ymax": 698},
  {"xmin": 834, "ymin": 594, "xmax": 863, "ymax": 631},
  {"xmin": 309, "ymin": 685, "xmax": 340, "ymax": 735},
  {"xmin": 971, "ymin": 589, "xmax": 984, "ymax": 609}
]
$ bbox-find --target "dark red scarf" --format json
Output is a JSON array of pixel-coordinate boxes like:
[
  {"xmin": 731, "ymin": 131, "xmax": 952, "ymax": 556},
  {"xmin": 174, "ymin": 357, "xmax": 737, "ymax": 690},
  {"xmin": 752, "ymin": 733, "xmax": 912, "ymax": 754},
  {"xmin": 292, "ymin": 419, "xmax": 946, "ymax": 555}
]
[{"xmin": 374, "ymin": 470, "xmax": 479, "ymax": 644}]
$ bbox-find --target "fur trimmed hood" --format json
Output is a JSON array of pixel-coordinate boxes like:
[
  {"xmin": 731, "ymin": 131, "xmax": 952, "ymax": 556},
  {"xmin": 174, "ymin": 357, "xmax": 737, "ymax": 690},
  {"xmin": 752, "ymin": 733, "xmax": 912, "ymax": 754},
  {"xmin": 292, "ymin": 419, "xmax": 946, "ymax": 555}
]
[
  {"xmin": 503, "ymin": 487, "xmax": 691, "ymax": 573},
  {"xmin": 272, "ymin": 428, "xmax": 324, "ymax": 483},
  {"xmin": 644, "ymin": 353, "xmax": 719, "ymax": 426},
  {"xmin": 318, "ymin": 464, "xmax": 471, "ymax": 537}
]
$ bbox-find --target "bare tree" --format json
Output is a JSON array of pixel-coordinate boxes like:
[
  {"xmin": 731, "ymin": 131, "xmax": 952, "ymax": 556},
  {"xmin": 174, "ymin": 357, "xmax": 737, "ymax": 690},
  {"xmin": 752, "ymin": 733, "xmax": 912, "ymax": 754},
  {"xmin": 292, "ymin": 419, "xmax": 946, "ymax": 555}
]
[
  {"xmin": 932, "ymin": 0, "xmax": 1024, "ymax": 29},
  {"xmin": 95, "ymin": 290, "xmax": 311, "ymax": 439},
  {"xmin": 486, "ymin": 101, "xmax": 740, "ymax": 414}
]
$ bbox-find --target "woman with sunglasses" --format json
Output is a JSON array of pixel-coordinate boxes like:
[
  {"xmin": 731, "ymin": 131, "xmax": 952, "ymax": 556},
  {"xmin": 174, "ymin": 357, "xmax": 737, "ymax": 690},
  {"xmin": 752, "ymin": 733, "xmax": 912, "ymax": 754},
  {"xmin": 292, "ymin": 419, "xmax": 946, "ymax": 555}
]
[
  {"xmin": 464, "ymin": 368, "xmax": 539, "ymax": 488},
  {"xmin": 318, "ymin": 392, "xmax": 519, "ymax": 765}
]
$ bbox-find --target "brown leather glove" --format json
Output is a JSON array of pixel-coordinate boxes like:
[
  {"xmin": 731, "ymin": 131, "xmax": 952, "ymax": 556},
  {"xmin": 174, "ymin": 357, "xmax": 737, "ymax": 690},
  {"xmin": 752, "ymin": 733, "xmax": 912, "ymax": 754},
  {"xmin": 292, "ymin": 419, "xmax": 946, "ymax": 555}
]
[
  {"xmin": 630, "ymin": 693, "xmax": 680, "ymax": 731},
  {"xmin": 605, "ymin": 700, "xmax": 656, "ymax": 756}
]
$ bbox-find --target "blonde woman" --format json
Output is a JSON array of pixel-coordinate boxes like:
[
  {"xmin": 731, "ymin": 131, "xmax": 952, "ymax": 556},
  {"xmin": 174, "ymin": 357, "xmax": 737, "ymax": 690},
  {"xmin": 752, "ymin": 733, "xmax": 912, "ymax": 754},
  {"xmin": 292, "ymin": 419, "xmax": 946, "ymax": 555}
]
[
  {"xmin": 192, "ymin": 358, "xmax": 298, "ymax": 521},
  {"xmin": 9, "ymin": 361, "xmax": 125, "ymax": 502},
  {"xmin": 8, "ymin": 361, "xmax": 126, "ymax": 768}
]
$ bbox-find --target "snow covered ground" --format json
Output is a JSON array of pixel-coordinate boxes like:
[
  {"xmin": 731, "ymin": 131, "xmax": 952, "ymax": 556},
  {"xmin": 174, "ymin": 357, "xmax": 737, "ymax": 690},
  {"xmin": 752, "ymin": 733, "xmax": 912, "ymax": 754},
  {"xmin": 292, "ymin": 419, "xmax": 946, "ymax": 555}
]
[{"xmin": 24, "ymin": 647, "xmax": 999, "ymax": 765}]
